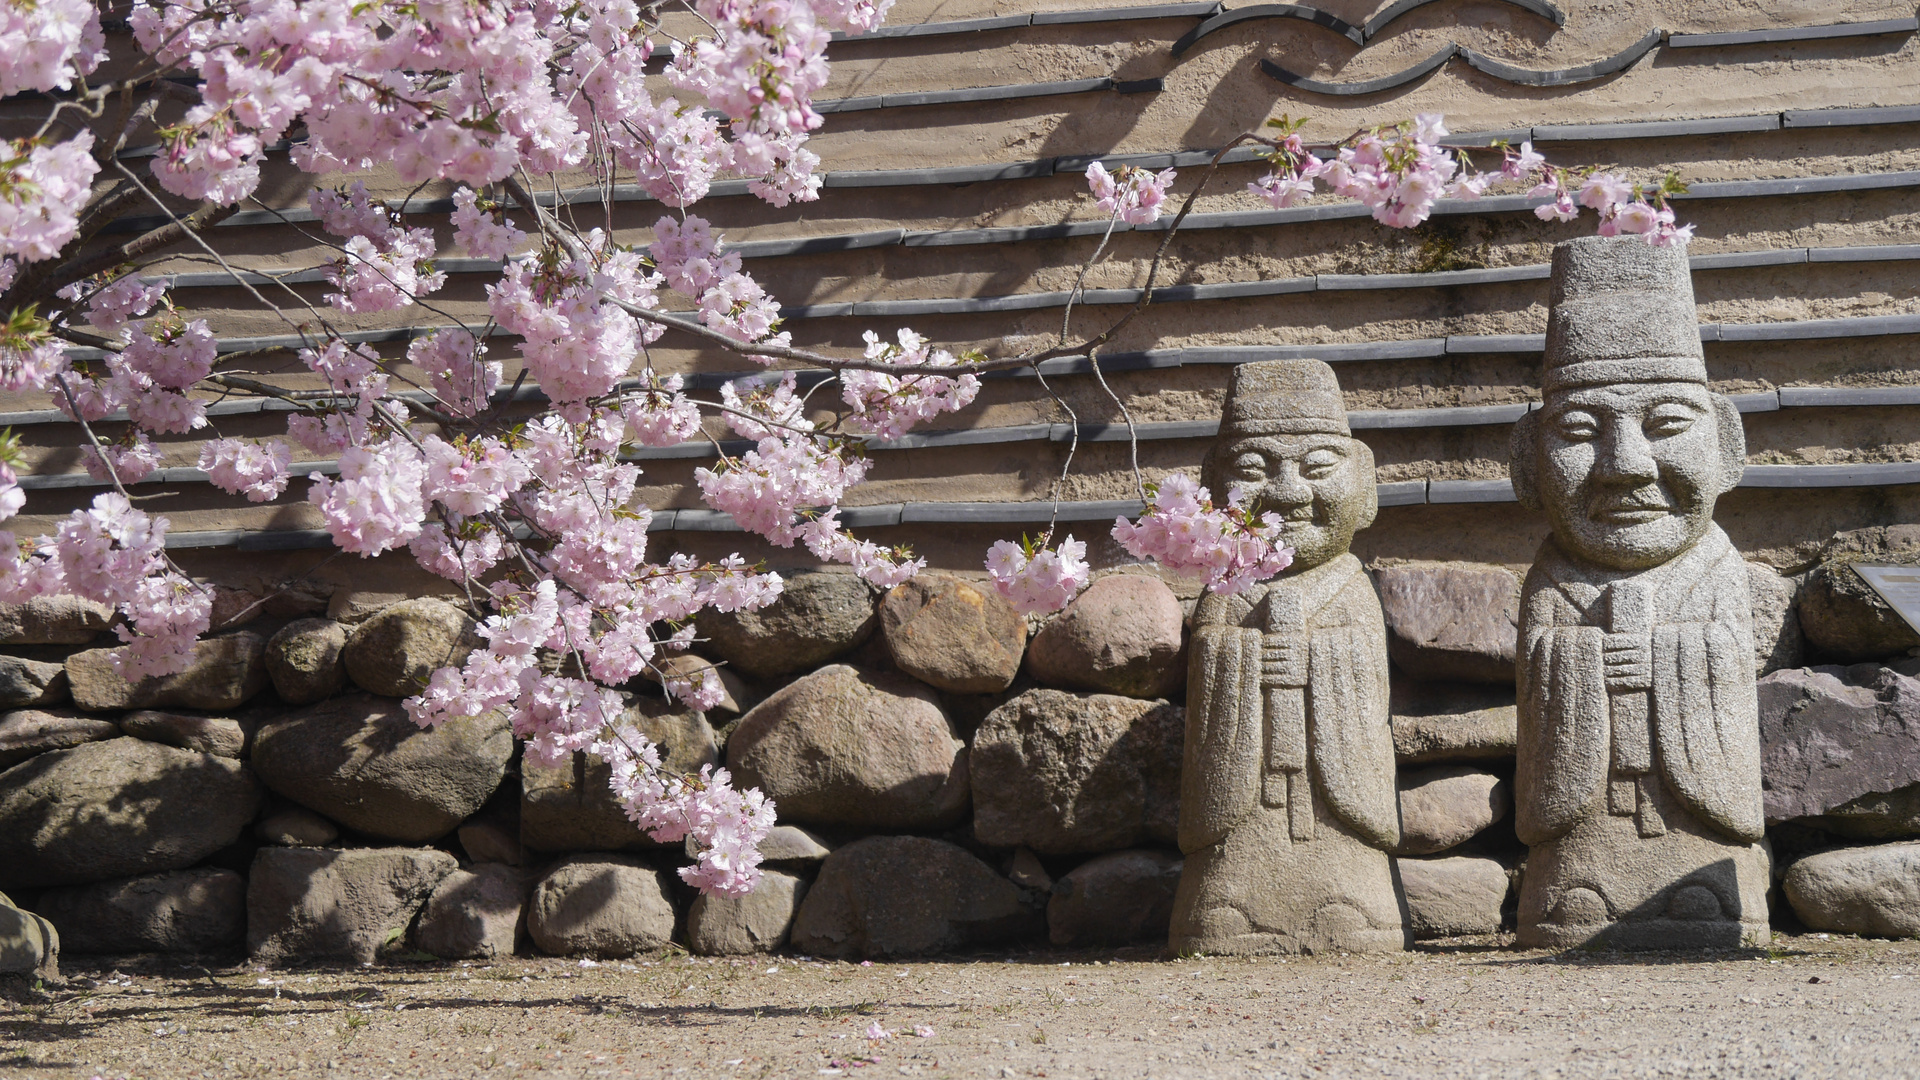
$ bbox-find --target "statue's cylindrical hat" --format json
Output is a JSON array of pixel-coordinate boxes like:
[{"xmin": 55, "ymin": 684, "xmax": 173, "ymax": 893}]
[
  {"xmin": 1543, "ymin": 235, "xmax": 1706, "ymax": 392},
  {"xmin": 1220, "ymin": 358, "xmax": 1350, "ymax": 437}
]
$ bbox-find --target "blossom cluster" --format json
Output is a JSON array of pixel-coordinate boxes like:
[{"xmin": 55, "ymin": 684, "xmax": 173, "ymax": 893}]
[
  {"xmin": 0, "ymin": 133, "xmax": 99, "ymax": 264},
  {"xmin": 1111, "ymin": 475, "xmax": 1295, "ymax": 595},
  {"xmin": 1085, "ymin": 162, "xmax": 1177, "ymax": 225},
  {"xmin": 986, "ymin": 534, "xmax": 1092, "ymax": 614},
  {"xmin": 1243, "ymin": 114, "xmax": 1693, "ymax": 246}
]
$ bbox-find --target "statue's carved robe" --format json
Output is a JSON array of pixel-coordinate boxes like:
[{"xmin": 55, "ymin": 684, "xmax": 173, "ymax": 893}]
[
  {"xmin": 1515, "ymin": 524, "xmax": 1770, "ymax": 948},
  {"xmin": 1170, "ymin": 553, "xmax": 1405, "ymax": 955}
]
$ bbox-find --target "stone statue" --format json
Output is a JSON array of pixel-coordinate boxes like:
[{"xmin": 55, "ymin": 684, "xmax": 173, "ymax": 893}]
[
  {"xmin": 1509, "ymin": 236, "xmax": 1769, "ymax": 950},
  {"xmin": 1169, "ymin": 359, "xmax": 1405, "ymax": 956}
]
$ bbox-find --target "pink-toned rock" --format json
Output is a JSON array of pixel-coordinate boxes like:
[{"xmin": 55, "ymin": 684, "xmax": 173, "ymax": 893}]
[
  {"xmin": 1375, "ymin": 563, "xmax": 1520, "ymax": 684},
  {"xmin": 1026, "ymin": 575, "xmax": 1185, "ymax": 699},
  {"xmin": 879, "ymin": 574, "xmax": 1026, "ymax": 694},
  {"xmin": 66, "ymin": 633, "xmax": 269, "ymax": 712},
  {"xmin": 0, "ymin": 595, "xmax": 114, "ymax": 644}
]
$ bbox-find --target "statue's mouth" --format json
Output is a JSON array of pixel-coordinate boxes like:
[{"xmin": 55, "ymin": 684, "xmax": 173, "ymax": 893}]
[{"xmin": 1590, "ymin": 490, "xmax": 1674, "ymax": 525}]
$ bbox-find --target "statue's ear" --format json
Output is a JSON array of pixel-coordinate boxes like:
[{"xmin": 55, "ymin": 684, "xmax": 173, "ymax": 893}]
[
  {"xmin": 1509, "ymin": 408, "xmax": 1542, "ymax": 511},
  {"xmin": 1199, "ymin": 443, "xmax": 1222, "ymax": 498},
  {"xmin": 1711, "ymin": 393, "xmax": 1747, "ymax": 495},
  {"xmin": 1351, "ymin": 438, "xmax": 1378, "ymax": 530}
]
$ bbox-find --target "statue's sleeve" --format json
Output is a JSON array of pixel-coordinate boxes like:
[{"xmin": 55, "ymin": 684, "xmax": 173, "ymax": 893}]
[
  {"xmin": 1180, "ymin": 613, "xmax": 1263, "ymax": 854},
  {"xmin": 1306, "ymin": 610, "xmax": 1399, "ymax": 849},
  {"xmin": 1515, "ymin": 582, "xmax": 1609, "ymax": 845},
  {"xmin": 1652, "ymin": 552, "xmax": 1765, "ymax": 842}
]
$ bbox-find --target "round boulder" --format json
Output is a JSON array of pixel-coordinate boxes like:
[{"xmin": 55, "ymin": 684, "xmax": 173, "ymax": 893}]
[
  {"xmin": 266, "ymin": 618, "xmax": 349, "ymax": 705},
  {"xmin": 695, "ymin": 572, "xmax": 877, "ymax": 679},
  {"xmin": 970, "ymin": 689, "xmax": 1183, "ymax": 855},
  {"xmin": 39, "ymin": 868, "xmax": 246, "ymax": 953},
  {"xmin": 880, "ymin": 574, "xmax": 1026, "ymax": 694},
  {"xmin": 1047, "ymin": 849, "xmax": 1182, "ymax": 947},
  {"xmin": 521, "ymin": 698, "xmax": 716, "ymax": 852},
  {"xmin": 251, "ymin": 693, "xmax": 511, "ymax": 843},
  {"xmin": 688, "ymin": 869, "xmax": 807, "ymax": 955},
  {"xmin": 1393, "ymin": 766, "xmax": 1510, "ymax": 856},
  {"xmin": 342, "ymin": 599, "xmax": 479, "ymax": 697},
  {"xmin": 527, "ymin": 854, "xmax": 677, "ymax": 958},
  {"xmin": 726, "ymin": 665, "xmax": 968, "ymax": 831},
  {"xmin": 66, "ymin": 632, "xmax": 269, "ymax": 712},
  {"xmin": 1027, "ymin": 575, "xmax": 1186, "ymax": 698},
  {"xmin": 0, "ymin": 738, "xmax": 261, "ymax": 889},
  {"xmin": 1784, "ymin": 842, "xmax": 1920, "ymax": 937},
  {"xmin": 790, "ymin": 836, "xmax": 1040, "ymax": 960}
]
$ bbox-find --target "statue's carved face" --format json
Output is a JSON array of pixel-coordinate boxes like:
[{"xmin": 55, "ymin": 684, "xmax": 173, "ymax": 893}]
[
  {"xmin": 1213, "ymin": 434, "xmax": 1373, "ymax": 572},
  {"xmin": 1538, "ymin": 381, "xmax": 1724, "ymax": 570}
]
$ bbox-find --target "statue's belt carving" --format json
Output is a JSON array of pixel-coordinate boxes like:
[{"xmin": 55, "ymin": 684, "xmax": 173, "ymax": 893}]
[{"xmin": 1249, "ymin": 554, "xmax": 1364, "ymax": 843}]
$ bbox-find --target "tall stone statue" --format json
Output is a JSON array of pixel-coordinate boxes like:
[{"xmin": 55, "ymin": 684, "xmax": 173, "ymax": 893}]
[
  {"xmin": 1509, "ymin": 236, "xmax": 1768, "ymax": 949},
  {"xmin": 1169, "ymin": 359, "xmax": 1404, "ymax": 956}
]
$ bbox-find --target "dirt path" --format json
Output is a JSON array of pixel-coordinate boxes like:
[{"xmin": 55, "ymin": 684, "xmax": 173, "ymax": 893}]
[{"xmin": 5, "ymin": 934, "xmax": 1919, "ymax": 1080}]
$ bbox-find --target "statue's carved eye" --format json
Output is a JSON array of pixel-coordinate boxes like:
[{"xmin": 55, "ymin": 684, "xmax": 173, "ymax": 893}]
[
  {"xmin": 1644, "ymin": 405, "xmax": 1697, "ymax": 438},
  {"xmin": 1301, "ymin": 448, "xmax": 1343, "ymax": 478},
  {"xmin": 1554, "ymin": 410, "xmax": 1600, "ymax": 441},
  {"xmin": 1229, "ymin": 454, "xmax": 1267, "ymax": 481}
]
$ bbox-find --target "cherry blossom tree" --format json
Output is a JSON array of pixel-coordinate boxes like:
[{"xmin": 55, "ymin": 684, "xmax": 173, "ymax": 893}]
[{"xmin": 0, "ymin": 0, "xmax": 1690, "ymax": 895}]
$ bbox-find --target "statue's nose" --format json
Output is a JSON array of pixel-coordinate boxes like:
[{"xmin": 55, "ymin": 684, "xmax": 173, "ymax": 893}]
[
  {"xmin": 1260, "ymin": 468, "xmax": 1313, "ymax": 510},
  {"xmin": 1595, "ymin": 420, "xmax": 1659, "ymax": 484}
]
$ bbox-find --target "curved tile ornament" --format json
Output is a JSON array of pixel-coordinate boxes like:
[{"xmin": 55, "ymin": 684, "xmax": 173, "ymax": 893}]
[
  {"xmin": 1173, "ymin": 0, "xmax": 1563, "ymax": 55},
  {"xmin": 1260, "ymin": 27, "xmax": 1660, "ymax": 94},
  {"xmin": 1458, "ymin": 28, "xmax": 1662, "ymax": 87}
]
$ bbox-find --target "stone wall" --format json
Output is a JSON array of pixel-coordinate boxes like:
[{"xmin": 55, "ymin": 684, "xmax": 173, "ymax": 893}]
[
  {"xmin": 4, "ymin": 533, "xmax": 1919, "ymax": 968},
  {"xmin": 3, "ymin": 0, "xmax": 1920, "ymax": 968}
]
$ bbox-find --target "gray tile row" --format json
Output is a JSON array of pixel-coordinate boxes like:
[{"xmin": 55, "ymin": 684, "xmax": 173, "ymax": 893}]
[{"xmin": 149, "ymin": 457, "xmax": 1920, "ymax": 549}]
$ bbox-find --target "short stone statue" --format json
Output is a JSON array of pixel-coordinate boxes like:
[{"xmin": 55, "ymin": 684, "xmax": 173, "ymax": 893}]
[
  {"xmin": 1169, "ymin": 359, "xmax": 1405, "ymax": 956},
  {"xmin": 1509, "ymin": 235, "xmax": 1768, "ymax": 949}
]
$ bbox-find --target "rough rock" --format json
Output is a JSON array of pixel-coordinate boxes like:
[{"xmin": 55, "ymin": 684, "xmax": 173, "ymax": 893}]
[
  {"xmin": 1758, "ymin": 664, "xmax": 1920, "ymax": 826},
  {"xmin": 1047, "ymin": 850, "xmax": 1182, "ymax": 947},
  {"xmin": 251, "ymin": 693, "xmax": 511, "ymax": 843},
  {"xmin": 459, "ymin": 820, "xmax": 526, "ymax": 865},
  {"xmin": 343, "ymin": 599, "xmax": 479, "ymax": 698},
  {"xmin": 1394, "ymin": 766, "xmax": 1510, "ymax": 856},
  {"xmin": 1813, "ymin": 786, "xmax": 1920, "ymax": 841},
  {"xmin": 266, "ymin": 618, "xmax": 349, "ymax": 705},
  {"xmin": 0, "ymin": 709, "xmax": 119, "ymax": 769},
  {"xmin": 1800, "ymin": 553, "xmax": 1920, "ymax": 663},
  {"xmin": 1784, "ymin": 842, "xmax": 1920, "ymax": 937},
  {"xmin": 687, "ymin": 869, "xmax": 807, "ymax": 955},
  {"xmin": 0, "ymin": 738, "xmax": 260, "ymax": 889},
  {"xmin": 879, "ymin": 574, "xmax": 1026, "ymax": 694},
  {"xmin": 522, "ymin": 699, "xmax": 716, "ymax": 851},
  {"xmin": 695, "ymin": 572, "xmax": 876, "ymax": 679},
  {"xmin": 1375, "ymin": 563, "xmax": 1520, "ymax": 684},
  {"xmin": 326, "ymin": 589, "xmax": 414, "ymax": 624},
  {"xmin": 526, "ymin": 855, "xmax": 677, "ymax": 958},
  {"xmin": 727, "ymin": 665, "xmax": 968, "ymax": 831},
  {"xmin": 1396, "ymin": 856, "xmax": 1511, "ymax": 938},
  {"xmin": 247, "ymin": 846, "xmax": 458, "ymax": 965},
  {"xmin": 0, "ymin": 896, "xmax": 57, "ymax": 979},
  {"xmin": 255, "ymin": 806, "xmax": 339, "ymax": 847},
  {"xmin": 1748, "ymin": 563, "xmax": 1805, "ymax": 674},
  {"xmin": 1389, "ymin": 682, "xmax": 1518, "ymax": 765},
  {"xmin": 1006, "ymin": 848, "xmax": 1052, "ymax": 892},
  {"xmin": 0, "ymin": 595, "xmax": 114, "ymax": 644},
  {"xmin": 1026, "ymin": 574, "xmax": 1185, "ymax": 698},
  {"xmin": 38, "ymin": 868, "xmax": 246, "ymax": 953},
  {"xmin": 970, "ymin": 690, "xmax": 1182, "ymax": 854},
  {"xmin": 66, "ymin": 633, "xmax": 269, "ymax": 712},
  {"xmin": 790, "ymin": 836, "xmax": 1040, "ymax": 960},
  {"xmin": 119, "ymin": 710, "xmax": 246, "ymax": 758},
  {"xmin": 651, "ymin": 653, "xmax": 756, "ymax": 715},
  {"xmin": 415, "ymin": 864, "xmax": 537, "ymax": 960},
  {"xmin": 702, "ymin": 824, "xmax": 830, "ymax": 869},
  {"xmin": 208, "ymin": 586, "xmax": 267, "ymax": 632},
  {"xmin": 0, "ymin": 656, "xmax": 68, "ymax": 708}
]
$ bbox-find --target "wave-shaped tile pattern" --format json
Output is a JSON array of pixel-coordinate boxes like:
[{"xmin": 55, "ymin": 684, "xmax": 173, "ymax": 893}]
[{"xmin": 1177, "ymin": 4, "xmax": 1918, "ymax": 94}]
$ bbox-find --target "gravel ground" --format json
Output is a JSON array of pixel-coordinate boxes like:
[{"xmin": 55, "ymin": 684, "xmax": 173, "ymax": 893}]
[{"xmin": 4, "ymin": 933, "xmax": 1919, "ymax": 1080}]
